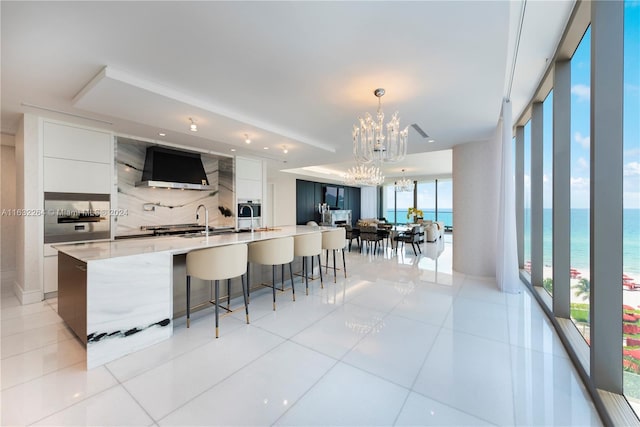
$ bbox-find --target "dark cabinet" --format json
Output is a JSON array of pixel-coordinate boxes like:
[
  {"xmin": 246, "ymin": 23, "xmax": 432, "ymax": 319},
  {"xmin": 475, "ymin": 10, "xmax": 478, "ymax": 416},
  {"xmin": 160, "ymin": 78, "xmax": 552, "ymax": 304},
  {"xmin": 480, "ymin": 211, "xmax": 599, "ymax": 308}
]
[
  {"xmin": 296, "ymin": 180, "xmax": 361, "ymax": 225},
  {"xmin": 58, "ymin": 252, "xmax": 87, "ymax": 344}
]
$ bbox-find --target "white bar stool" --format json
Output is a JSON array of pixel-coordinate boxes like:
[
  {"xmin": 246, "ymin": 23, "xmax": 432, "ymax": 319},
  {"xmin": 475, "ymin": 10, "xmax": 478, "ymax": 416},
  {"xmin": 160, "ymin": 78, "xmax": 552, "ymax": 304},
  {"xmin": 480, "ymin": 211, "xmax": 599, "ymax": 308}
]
[
  {"xmin": 293, "ymin": 232, "xmax": 323, "ymax": 295},
  {"xmin": 322, "ymin": 227, "xmax": 347, "ymax": 283},
  {"xmin": 186, "ymin": 243, "xmax": 249, "ymax": 338},
  {"xmin": 248, "ymin": 236, "xmax": 295, "ymax": 310}
]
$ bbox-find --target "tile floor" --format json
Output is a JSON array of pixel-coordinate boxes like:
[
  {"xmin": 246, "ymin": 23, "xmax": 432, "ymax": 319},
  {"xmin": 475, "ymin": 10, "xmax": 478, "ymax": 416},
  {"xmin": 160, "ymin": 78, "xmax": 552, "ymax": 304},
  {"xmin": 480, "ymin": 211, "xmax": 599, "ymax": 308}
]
[{"xmin": 1, "ymin": 235, "xmax": 602, "ymax": 426}]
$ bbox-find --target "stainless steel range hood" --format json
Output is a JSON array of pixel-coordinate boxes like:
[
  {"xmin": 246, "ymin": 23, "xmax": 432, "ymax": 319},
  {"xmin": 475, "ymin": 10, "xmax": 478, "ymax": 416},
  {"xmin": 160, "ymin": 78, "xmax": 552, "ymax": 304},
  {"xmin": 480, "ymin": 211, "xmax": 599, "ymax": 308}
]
[{"xmin": 135, "ymin": 146, "xmax": 213, "ymax": 190}]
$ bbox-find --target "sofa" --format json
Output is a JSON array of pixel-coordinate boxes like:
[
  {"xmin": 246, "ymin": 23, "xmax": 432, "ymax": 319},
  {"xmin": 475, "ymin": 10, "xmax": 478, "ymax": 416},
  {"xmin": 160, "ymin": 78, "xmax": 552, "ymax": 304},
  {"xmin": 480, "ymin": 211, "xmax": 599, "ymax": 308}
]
[{"xmin": 422, "ymin": 220, "xmax": 445, "ymax": 242}]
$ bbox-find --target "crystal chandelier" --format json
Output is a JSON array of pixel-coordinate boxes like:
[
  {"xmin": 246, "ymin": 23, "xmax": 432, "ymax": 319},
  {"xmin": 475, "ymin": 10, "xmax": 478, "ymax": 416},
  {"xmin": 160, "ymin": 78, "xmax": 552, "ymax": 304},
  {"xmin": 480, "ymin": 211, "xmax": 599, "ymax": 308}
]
[
  {"xmin": 394, "ymin": 169, "xmax": 414, "ymax": 192},
  {"xmin": 344, "ymin": 164, "xmax": 385, "ymax": 187},
  {"xmin": 353, "ymin": 88, "xmax": 409, "ymax": 165}
]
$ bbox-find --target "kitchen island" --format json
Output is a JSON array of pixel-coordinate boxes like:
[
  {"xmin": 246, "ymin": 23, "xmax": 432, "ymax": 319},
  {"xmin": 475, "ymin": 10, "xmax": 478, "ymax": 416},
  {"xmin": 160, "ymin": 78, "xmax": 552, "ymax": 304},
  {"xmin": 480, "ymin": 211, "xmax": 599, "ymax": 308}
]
[{"xmin": 54, "ymin": 225, "xmax": 327, "ymax": 369}]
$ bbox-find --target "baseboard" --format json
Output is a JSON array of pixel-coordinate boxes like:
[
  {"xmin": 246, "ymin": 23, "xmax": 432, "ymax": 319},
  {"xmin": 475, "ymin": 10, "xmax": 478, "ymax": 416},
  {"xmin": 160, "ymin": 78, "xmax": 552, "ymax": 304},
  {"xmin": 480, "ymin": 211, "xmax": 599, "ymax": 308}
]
[{"xmin": 13, "ymin": 279, "xmax": 43, "ymax": 305}]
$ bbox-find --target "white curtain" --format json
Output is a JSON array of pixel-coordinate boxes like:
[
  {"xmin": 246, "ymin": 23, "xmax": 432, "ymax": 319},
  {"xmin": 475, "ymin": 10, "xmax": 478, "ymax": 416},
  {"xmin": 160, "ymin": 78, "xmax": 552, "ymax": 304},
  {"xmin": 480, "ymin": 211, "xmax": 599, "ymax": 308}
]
[
  {"xmin": 360, "ymin": 186, "xmax": 377, "ymax": 219},
  {"xmin": 496, "ymin": 99, "xmax": 521, "ymax": 293}
]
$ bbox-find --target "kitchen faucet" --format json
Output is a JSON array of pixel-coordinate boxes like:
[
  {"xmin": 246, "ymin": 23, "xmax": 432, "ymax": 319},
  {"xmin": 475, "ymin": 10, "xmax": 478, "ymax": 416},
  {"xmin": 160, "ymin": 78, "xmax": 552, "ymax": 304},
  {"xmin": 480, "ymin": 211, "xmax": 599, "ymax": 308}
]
[
  {"xmin": 195, "ymin": 204, "xmax": 209, "ymax": 237},
  {"xmin": 239, "ymin": 204, "xmax": 255, "ymax": 232}
]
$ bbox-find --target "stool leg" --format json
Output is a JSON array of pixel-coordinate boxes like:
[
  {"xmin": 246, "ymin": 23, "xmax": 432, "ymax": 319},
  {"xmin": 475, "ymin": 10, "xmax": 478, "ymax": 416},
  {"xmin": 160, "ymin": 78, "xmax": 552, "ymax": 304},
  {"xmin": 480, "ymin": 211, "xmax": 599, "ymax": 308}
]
[
  {"xmin": 186, "ymin": 275, "xmax": 191, "ymax": 328},
  {"xmin": 281, "ymin": 264, "xmax": 285, "ymax": 291},
  {"xmin": 290, "ymin": 262, "xmax": 295, "ymax": 301},
  {"xmin": 241, "ymin": 274, "xmax": 249, "ymax": 324},
  {"xmin": 325, "ymin": 250, "xmax": 329, "ymax": 273},
  {"xmin": 304, "ymin": 256, "xmax": 309, "ymax": 295},
  {"xmin": 333, "ymin": 249, "xmax": 337, "ymax": 283},
  {"xmin": 214, "ymin": 280, "xmax": 220, "ymax": 338},
  {"xmin": 318, "ymin": 254, "xmax": 324, "ymax": 288},
  {"xmin": 227, "ymin": 279, "xmax": 231, "ymax": 309},
  {"xmin": 272, "ymin": 265, "xmax": 277, "ymax": 311},
  {"xmin": 342, "ymin": 248, "xmax": 347, "ymax": 278},
  {"xmin": 246, "ymin": 262, "xmax": 251, "ymax": 303}
]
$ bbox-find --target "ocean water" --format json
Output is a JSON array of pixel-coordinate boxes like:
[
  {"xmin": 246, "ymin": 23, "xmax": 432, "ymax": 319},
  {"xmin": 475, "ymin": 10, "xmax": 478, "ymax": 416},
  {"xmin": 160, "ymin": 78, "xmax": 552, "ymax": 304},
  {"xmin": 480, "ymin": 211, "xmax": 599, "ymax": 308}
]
[
  {"xmin": 385, "ymin": 209, "xmax": 452, "ymax": 227},
  {"xmin": 386, "ymin": 208, "xmax": 640, "ymax": 276},
  {"xmin": 528, "ymin": 208, "xmax": 640, "ymax": 276}
]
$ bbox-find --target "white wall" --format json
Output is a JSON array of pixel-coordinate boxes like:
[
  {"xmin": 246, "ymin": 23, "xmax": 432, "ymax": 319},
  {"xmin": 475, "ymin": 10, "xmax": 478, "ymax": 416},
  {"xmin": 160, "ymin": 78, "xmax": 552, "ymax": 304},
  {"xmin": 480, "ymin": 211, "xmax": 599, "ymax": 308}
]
[
  {"xmin": 1, "ymin": 134, "xmax": 17, "ymax": 285},
  {"xmin": 452, "ymin": 130, "xmax": 500, "ymax": 277}
]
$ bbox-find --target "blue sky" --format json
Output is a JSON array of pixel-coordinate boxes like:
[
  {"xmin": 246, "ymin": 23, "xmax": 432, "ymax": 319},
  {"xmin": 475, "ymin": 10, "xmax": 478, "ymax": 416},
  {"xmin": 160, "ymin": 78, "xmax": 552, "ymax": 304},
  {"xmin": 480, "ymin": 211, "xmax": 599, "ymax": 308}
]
[
  {"xmin": 533, "ymin": 1, "xmax": 640, "ymax": 209},
  {"xmin": 389, "ymin": 2, "xmax": 640, "ymax": 215}
]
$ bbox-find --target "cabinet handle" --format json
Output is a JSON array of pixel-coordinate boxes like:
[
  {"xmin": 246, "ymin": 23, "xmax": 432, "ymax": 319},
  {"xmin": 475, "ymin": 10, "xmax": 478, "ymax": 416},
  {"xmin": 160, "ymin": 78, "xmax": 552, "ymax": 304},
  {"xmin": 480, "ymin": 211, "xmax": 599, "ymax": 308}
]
[{"xmin": 75, "ymin": 265, "xmax": 87, "ymax": 272}]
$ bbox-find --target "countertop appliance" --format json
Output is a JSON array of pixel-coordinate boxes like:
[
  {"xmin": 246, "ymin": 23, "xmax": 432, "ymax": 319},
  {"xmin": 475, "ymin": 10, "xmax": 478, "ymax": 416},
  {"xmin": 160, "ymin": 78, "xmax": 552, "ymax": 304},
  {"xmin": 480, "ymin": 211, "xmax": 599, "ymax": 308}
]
[{"xmin": 44, "ymin": 192, "xmax": 111, "ymax": 243}]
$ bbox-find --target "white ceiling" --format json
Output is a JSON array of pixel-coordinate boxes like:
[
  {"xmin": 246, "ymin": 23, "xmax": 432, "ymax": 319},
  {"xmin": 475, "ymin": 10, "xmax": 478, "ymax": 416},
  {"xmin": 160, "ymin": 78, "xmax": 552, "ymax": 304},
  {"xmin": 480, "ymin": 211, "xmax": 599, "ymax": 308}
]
[{"xmin": 0, "ymin": 1, "xmax": 575, "ymax": 182}]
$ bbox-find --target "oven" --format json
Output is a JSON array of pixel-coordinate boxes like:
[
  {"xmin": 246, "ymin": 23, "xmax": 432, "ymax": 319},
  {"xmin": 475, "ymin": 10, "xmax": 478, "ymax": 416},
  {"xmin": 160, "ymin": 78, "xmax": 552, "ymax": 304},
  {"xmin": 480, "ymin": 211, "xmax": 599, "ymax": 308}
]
[
  {"xmin": 44, "ymin": 192, "xmax": 111, "ymax": 243},
  {"xmin": 237, "ymin": 200, "xmax": 261, "ymax": 218}
]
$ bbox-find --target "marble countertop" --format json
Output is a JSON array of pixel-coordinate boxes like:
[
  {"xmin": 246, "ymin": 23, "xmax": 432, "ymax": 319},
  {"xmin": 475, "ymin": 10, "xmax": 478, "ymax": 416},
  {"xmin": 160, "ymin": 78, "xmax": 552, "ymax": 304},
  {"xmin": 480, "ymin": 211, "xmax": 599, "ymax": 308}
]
[{"xmin": 54, "ymin": 225, "xmax": 329, "ymax": 262}]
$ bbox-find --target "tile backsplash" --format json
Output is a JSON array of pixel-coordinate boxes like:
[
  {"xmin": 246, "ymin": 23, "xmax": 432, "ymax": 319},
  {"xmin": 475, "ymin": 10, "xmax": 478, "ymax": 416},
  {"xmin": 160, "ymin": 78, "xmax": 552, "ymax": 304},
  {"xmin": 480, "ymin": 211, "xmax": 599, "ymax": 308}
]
[{"xmin": 115, "ymin": 140, "xmax": 235, "ymax": 235}]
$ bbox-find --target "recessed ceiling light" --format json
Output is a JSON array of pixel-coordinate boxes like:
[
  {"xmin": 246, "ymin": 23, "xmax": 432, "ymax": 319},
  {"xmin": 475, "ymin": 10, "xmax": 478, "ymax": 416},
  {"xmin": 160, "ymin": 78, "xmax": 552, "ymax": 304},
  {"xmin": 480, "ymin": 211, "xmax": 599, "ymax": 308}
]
[
  {"xmin": 283, "ymin": 145, "xmax": 288, "ymax": 154},
  {"xmin": 263, "ymin": 147, "xmax": 269, "ymax": 150},
  {"xmin": 244, "ymin": 133, "xmax": 251, "ymax": 144},
  {"xmin": 159, "ymin": 132, "xmax": 166, "ymax": 137},
  {"xmin": 230, "ymin": 148, "xmax": 236, "ymax": 152},
  {"xmin": 427, "ymin": 138, "xmax": 435, "ymax": 143}
]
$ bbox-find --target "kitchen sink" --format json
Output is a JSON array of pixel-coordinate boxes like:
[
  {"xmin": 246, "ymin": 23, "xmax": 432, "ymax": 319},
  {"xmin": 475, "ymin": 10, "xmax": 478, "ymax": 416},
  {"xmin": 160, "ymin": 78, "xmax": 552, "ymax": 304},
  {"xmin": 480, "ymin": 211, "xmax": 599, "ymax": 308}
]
[
  {"xmin": 179, "ymin": 232, "xmax": 207, "ymax": 238},
  {"xmin": 234, "ymin": 227, "xmax": 281, "ymax": 233}
]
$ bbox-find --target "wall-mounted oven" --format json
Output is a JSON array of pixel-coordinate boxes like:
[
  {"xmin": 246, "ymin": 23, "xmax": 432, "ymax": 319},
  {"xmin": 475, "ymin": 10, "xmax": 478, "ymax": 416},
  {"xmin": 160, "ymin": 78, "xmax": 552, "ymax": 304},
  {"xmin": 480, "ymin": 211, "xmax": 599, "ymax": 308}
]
[
  {"xmin": 44, "ymin": 192, "xmax": 111, "ymax": 243},
  {"xmin": 237, "ymin": 199, "xmax": 261, "ymax": 230},
  {"xmin": 237, "ymin": 200, "xmax": 261, "ymax": 218}
]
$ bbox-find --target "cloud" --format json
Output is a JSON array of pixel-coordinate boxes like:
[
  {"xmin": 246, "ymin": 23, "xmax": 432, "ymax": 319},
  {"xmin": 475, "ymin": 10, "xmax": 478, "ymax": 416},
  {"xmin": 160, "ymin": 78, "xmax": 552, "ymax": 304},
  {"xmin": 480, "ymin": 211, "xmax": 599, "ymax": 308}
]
[
  {"xmin": 577, "ymin": 157, "xmax": 589, "ymax": 170},
  {"xmin": 624, "ymin": 191, "xmax": 640, "ymax": 209},
  {"xmin": 574, "ymin": 132, "xmax": 590, "ymax": 149},
  {"xmin": 624, "ymin": 162, "xmax": 640, "ymax": 177},
  {"xmin": 571, "ymin": 84, "xmax": 590, "ymax": 101},
  {"xmin": 571, "ymin": 177, "xmax": 589, "ymax": 189},
  {"xmin": 625, "ymin": 148, "xmax": 640, "ymax": 157}
]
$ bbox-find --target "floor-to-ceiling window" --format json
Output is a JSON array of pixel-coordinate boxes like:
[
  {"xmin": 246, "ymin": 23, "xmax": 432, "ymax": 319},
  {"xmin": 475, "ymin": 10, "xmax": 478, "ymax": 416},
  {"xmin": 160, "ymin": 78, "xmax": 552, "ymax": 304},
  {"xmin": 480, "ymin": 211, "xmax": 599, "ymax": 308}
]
[
  {"xmin": 436, "ymin": 179, "xmax": 453, "ymax": 230},
  {"xmin": 416, "ymin": 181, "xmax": 436, "ymax": 221},
  {"xmin": 385, "ymin": 179, "xmax": 452, "ymax": 227},
  {"xmin": 516, "ymin": 1, "xmax": 637, "ymax": 421},
  {"xmin": 523, "ymin": 120, "xmax": 532, "ymax": 274},
  {"xmin": 622, "ymin": 0, "xmax": 640, "ymax": 414},
  {"xmin": 543, "ymin": 90, "xmax": 554, "ymax": 296},
  {"xmin": 383, "ymin": 183, "xmax": 413, "ymax": 224},
  {"xmin": 570, "ymin": 27, "xmax": 591, "ymax": 342}
]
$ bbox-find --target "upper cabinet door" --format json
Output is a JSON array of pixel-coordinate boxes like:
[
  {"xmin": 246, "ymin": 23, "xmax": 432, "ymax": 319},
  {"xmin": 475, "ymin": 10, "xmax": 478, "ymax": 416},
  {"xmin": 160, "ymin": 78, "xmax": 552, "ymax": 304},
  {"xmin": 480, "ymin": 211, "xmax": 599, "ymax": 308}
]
[
  {"xmin": 236, "ymin": 157, "xmax": 262, "ymax": 181},
  {"xmin": 43, "ymin": 121, "xmax": 112, "ymax": 164}
]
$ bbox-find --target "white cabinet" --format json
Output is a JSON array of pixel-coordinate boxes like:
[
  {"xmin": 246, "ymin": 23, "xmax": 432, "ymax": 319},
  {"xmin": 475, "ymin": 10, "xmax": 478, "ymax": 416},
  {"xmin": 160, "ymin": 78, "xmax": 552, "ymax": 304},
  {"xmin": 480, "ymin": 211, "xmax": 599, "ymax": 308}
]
[
  {"xmin": 236, "ymin": 157, "xmax": 262, "ymax": 181},
  {"xmin": 235, "ymin": 157, "xmax": 263, "ymax": 201},
  {"xmin": 42, "ymin": 120, "xmax": 113, "ymax": 194},
  {"xmin": 44, "ymin": 157, "xmax": 111, "ymax": 193},
  {"xmin": 43, "ymin": 121, "xmax": 111, "ymax": 163},
  {"xmin": 236, "ymin": 178, "xmax": 262, "ymax": 200},
  {"xmin": 43, "ymin": 244, "xmax": 58, "ymax": 294}
]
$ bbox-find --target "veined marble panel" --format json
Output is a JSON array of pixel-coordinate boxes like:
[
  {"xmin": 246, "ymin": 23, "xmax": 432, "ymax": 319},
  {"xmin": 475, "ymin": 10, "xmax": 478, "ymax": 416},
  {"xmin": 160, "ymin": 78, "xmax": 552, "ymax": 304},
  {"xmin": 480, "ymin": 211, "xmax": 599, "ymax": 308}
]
[
  {"xmin": 115, "ymin": 141, "xmax": 236, "ymax": 235},
  {"xmin": 86, "ymin": 252, "xmax": 172, "ymax": 369}
]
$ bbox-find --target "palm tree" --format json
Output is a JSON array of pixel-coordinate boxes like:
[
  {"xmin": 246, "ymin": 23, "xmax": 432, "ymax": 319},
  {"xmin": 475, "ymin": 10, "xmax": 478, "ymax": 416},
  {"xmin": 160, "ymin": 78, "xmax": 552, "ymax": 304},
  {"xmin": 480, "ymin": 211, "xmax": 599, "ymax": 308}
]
[
  {"xmin": 573, "ymin": 278, "xmax": 590, "ymax": 301},
  {"xmin": 543, "ymin": 278, "xmax": 553, "ymax": 294}
]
